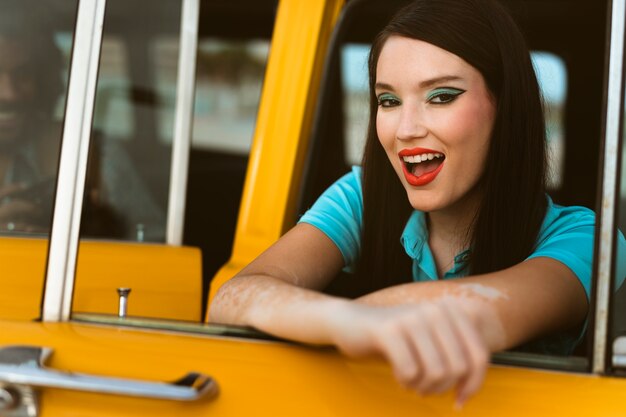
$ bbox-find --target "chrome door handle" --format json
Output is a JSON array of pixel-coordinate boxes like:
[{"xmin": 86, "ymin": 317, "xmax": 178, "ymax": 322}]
[{"xmin": 0, "ymin": 345, "xmax": 218, "ymax": 415}]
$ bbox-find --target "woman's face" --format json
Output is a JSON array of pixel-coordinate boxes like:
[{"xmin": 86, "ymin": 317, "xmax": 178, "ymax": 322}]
[{"xmin": 375, "ymin": 36, "xmax": 496, "ymax": 215}]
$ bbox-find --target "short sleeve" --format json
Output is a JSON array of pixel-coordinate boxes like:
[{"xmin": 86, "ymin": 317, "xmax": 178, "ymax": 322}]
[
  {"xmin": 298, "ymin": 166, "xmax": 363, "ymax": 271},
  {"xmin": 526, "ymin": 201, "xmax": 595, "ymax": 299},
  {"xmin": 615, "ymin": 230, "xmax": 626, "ymax": 290}
]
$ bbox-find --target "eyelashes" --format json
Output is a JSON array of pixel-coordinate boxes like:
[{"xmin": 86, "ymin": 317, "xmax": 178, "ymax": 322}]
[
  {"xmin": 377, "ymin": 93, "xmax": 401, "ymax": 108},
  {"xmin": 426, "ymin": 87, "xmax": 465, "ymax": 104},
  {"xmin": 376, "ymin": 87, "xmax": 466, "ymax": 108}
]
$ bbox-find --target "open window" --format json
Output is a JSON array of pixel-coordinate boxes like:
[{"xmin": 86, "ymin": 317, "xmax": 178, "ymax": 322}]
[{"xmin": 297, "ymin": 0, "xmax": 610, "ymax": 369}]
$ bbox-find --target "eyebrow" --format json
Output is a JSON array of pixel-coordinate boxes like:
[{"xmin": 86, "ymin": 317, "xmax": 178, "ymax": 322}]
[{"xmin": 375, "ymin": 75, "xmax": 464, "ymax": 91}]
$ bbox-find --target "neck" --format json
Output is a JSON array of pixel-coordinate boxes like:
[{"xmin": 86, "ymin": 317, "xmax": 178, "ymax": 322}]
[{"xmin": 427, "ymin": 189, "xmax": 481, "ymax": 251}]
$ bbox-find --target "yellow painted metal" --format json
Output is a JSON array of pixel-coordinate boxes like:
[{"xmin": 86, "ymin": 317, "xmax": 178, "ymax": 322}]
[
  {"xmin": 0, "ymin": 237, "xmax": 47, "ymax": 320},
  {"xmin": 0, "ymin": 319, "xmax": 624, "ymax": 416},
  {"xmin": 207, "ymin": 0, "xmax": 345, "ymax": 308},
  {"xmin": 74, "ymin": 242, "xmax": 202, "ymax": 321},
  {"xmin": 0, "ymin": 237, "xmax": 202, "ymax": 321}
]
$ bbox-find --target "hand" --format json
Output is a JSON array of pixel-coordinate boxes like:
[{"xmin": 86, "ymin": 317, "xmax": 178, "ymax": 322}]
[
  {"xmin": 329, "ymin": 299, "xmax": 489, "ymax": 407},
  {"xmin": 0, "ymin": 183, "xmax": 48, "ymax": 233}
]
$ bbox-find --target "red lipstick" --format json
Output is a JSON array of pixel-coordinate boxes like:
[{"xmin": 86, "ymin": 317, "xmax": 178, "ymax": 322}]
[{"xmin": 398, "ymin": 147, "xmax": 445, "ymax": 186}]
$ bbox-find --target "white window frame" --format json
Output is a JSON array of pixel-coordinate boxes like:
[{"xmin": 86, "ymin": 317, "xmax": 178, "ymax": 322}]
[{"xmin": 593, "ymin": 0, "xmax": 626, "ymax": 374}]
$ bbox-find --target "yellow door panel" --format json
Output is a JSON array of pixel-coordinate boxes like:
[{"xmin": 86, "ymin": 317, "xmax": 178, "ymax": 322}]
[
  {"xmin": 0, "ymin": 319, "xmax": 624, "ymax": 416},
  {"xmin": 0, "ymin": 237, "xmax": 202, "ymax": 321},
  {"xmin": 0, "ymin": 237, "xmax": 47, "ymax": 320},
  {"xmin": 74, "ymin": 242, "xmax": 202, "ymax": 321}
]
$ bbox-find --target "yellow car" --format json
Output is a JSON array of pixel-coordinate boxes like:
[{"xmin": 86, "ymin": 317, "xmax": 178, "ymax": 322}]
[{"xmin": 1, "ymin": 0, "xmax": 626, "ymax": 415}]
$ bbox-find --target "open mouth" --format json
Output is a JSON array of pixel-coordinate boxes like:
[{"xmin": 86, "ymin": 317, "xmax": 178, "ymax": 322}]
[
  {"xmin": 402, "ymin": 152, "xmax": 445, "ymax": 177},
  {"xmin": 398, "ymin": 149, "xmax": 446, "ymax": 186}
]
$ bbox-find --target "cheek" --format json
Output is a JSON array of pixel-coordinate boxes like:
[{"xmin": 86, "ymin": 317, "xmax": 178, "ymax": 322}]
[{"xmin": 440, "ymin": 100, "xmax": 494, "ymax": 154}]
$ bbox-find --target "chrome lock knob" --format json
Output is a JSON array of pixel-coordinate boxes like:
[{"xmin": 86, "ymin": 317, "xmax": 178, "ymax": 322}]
[{"xmin": 117, "ymin": 287, "xmax": 131, "ymax": 318}]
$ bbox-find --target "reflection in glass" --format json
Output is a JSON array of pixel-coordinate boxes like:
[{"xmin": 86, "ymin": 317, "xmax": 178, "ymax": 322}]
[
  {"xmin": 0, "ymin": 0, "xmax": 76, "ymax": 320},
  {"xmin": 79, "ymin": 0, "xmax": 180, "ymax": 242},
  {"xmin": 0, "ymin": 1, "xmax": 70, "ymax": 235},
  {"xmin": 190, "ymin": 39, "xmax": 269, "ymax": 155}
]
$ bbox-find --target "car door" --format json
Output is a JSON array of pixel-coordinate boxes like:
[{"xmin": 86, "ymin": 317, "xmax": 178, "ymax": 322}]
[{"xmin": 2, "ymin": 0, "xmax": 626, "ymax": 416}]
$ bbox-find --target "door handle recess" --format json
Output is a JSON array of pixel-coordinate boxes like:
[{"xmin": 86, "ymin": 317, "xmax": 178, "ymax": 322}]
[{"xmin": 0, "ymin": 345, "xmax": 218, "ymax": 415}]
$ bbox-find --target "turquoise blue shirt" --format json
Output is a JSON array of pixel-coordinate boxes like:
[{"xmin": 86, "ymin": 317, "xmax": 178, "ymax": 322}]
[{"xmin": 299, "ymin": 166, "xmax": 626, "ymax": 353}]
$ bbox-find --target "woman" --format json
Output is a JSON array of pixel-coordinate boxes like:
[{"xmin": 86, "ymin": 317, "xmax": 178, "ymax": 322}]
[{"xmin": 210, "ymin": 0, "xmax": 596, "ymax": 406}]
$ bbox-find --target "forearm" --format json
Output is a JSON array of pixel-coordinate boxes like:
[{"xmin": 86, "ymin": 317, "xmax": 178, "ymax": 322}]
[
  {"xmin": 210, "ymin": 274, "xmax": 350, "ymax": 345},
  {"xmin": 356, "ymin": 258, "xmax": 588, "ymax": 352},
  {"xmin": 211, "ymin": 274, "xmax": 494, "ymax": 404},
  {"xmin": 357, "ymin": 279, "xmax": 508, "ymax": 351}
]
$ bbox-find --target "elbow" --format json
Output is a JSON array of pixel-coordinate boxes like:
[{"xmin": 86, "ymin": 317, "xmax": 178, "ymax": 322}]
[{"xmin": 208, "ymin": 276, "xmax": 243, "ymax": 325}]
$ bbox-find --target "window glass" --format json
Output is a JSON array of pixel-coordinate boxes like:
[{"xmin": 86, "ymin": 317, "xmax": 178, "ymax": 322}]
[
  {"xmin": 183, "ymin": 37, "xmax": 271, "ymax": 296},
  {"xmin": 71, "ymin": 0, "xmax": 276, "ymax": 323},
  {"xmin": 611, "ymin": 71, "xmax": 626, "ymax": 342},
  {"xmin": 191, "ymin": 39, "xmax": 269, "ymax": 154},
  {"xmin": 0, "ymin": 0, "xmax": 77, "ymax": 320},
  {"xmin": 183, "ymin": 1, "xmax": 275, "ymax": 309},
  {"xmin": 92, "ymin": 38, "xmax": 134, "ymax": 140},
  {"xmin": 72, "ymin": 0, "xmax": 181, "ymax": 323},
  {"xmin": 78, "ymin": 0, "xmax": 179, "ymax": 243},
  {"xmin": 533, "ymin": 52, "xmax": 567, "ymax": 189}
]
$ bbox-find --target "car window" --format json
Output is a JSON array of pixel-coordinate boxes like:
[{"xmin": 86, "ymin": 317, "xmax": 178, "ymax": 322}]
[
  {"xmin": 297, "ymin": 0, "xmax": 608, "ymax": 368},
  {"xmin": 0, "ymin": 0, "xmax": 77, "ymax": 321},
  {"xmin": 190, "ymin": 39, "xmax": 269, "ymax": 155},
  {"xmin": 611, "ymin": 58, "xmax": 626, "ymax": 346},
  {"xmin": 71, "ymin": 0, "xmax": 276, "ymax": 321},
  {"xmin": 75, "ymin": 0, "xmax": 181, "ymax": 243}
]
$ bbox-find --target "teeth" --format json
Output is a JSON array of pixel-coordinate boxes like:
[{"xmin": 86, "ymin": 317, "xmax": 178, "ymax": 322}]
[{"xmin": 402, "ymin": 153, "xmax": 443, "ymax": 164}]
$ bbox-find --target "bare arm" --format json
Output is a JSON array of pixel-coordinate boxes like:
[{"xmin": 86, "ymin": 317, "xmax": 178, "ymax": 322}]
[
  {"xmin": 210, "ymin": 223, "xmax": 347, "ymax": 344},
  {"xmin": 210, "ymin": 224, "xmax": 587, "ymax": 406},
  {"xmin": 356, "ymin": 257, "xmax": 589, "ymax": 351}
]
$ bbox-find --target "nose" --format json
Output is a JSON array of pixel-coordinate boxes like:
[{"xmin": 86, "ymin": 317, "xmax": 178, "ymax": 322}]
[
  {"xmin": 395, "ymin": 104, "xmax": 428, "ymax": 141},
  {"xmin": 0, "ymin": 72, "xmax": 19, "ymax": 101}
]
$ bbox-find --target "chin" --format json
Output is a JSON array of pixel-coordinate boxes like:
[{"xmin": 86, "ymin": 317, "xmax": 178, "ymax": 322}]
[{"xmin": 405, "ymin": 190, "xmax": 444, "ymax": 212}]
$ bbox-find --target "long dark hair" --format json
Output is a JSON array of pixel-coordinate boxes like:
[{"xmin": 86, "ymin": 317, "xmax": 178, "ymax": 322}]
[{"xmin": 355, "ymin": 0, "xmax": 547, "ymax": 291}]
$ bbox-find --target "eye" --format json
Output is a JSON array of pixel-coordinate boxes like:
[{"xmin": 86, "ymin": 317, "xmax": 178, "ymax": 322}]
[
  {"xmin": 427, "ymin": 87, "xmax": 465, "ymax": 104},
  {"xmin": 377, "ymin": 93, "xmax": 401, "ymax": 108}
]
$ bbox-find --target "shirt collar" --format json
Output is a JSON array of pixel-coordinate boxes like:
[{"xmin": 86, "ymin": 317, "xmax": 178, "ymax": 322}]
[
  {"xmin": 400, "ymin": 210, "xmax": 471, "ymax": 277},
  {"xmin": 400, "ymin": 210, "xmax": 428, "ymax": 259}
]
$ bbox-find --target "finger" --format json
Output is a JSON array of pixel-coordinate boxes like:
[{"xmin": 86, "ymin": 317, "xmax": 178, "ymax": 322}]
[
  {"xmin": 403, "ymin": 307, "xmax": 449, "ymax": 394},
  {"xmin": 444, "ymin": 303, "xmax": 489, "ymax": 407},
  {"xmin": 425, "ymin": 306, "xmax": 470, "ymax": 394},
  {"xmin": 375, "ymin": 326, "xmax": 422, "ymax": 389}
]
